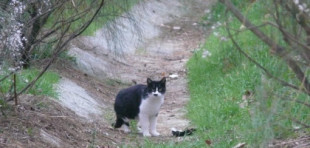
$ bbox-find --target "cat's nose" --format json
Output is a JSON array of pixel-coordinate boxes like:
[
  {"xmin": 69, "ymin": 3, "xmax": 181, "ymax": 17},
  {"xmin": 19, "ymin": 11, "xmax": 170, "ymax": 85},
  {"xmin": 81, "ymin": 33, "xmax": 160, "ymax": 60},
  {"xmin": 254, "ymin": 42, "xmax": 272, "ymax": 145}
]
[{"xmin": 154, "ymin": 94, "xmax": 158, "ymax": 96}]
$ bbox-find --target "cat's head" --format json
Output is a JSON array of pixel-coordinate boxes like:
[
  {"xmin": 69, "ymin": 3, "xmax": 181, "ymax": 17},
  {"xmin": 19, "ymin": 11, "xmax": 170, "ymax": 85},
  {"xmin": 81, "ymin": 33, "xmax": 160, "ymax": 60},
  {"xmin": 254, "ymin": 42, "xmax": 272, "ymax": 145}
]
[{"xmin": 146, "ymin": 77, "xmax": 166, "ymax": 97}]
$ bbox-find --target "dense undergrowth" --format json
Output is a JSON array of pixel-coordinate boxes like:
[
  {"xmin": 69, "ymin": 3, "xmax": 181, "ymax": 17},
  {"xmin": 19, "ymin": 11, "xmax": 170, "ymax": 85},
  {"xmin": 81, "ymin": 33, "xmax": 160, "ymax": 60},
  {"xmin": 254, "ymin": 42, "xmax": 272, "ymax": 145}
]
[{"xmin": 186, "ymin": 1, "xmax": 310, "ymax": 147}]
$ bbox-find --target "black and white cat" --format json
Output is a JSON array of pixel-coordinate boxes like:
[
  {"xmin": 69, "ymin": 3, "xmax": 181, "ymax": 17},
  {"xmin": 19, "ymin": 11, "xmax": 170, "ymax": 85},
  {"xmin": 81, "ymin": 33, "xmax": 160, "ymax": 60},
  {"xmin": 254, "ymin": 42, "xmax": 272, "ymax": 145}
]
[{"xmin": 113, "ymin": 77, "xmax": 166, "ymax": 137}]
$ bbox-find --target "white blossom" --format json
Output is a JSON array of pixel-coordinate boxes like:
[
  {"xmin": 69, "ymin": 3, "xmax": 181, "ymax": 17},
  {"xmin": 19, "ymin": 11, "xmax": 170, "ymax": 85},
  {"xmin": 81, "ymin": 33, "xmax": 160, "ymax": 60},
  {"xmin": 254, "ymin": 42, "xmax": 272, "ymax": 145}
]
[
  {"xmin": 293, "ymin": 0, "xmax": 299, "ymax": 5},
  {"xmin": 0, "ymin": 0, "xmax": 26, "ymax": 70}
]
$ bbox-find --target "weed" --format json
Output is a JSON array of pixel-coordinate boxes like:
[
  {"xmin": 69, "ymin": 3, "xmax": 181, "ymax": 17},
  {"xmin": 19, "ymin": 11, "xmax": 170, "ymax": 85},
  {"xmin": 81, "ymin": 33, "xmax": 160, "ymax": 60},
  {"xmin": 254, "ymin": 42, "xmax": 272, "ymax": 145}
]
[
  {"xmin": 27, "ymin": 127, "xmax": 33, "ymax": 137},
  {"xmin": 89, "ymin": 129, "xmax": 97, "ymax": 148}
]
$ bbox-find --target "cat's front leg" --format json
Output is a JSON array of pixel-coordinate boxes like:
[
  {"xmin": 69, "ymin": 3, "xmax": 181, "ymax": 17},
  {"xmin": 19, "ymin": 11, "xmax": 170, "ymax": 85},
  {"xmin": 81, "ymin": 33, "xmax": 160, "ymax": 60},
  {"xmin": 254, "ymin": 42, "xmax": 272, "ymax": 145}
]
[
  {"xmin": 150, "ymin": 115, "xmax": 160, "ymax": 136},
  {"xmin": 139, "ymin": 114, "xmax": 151, "ymax": 137}
]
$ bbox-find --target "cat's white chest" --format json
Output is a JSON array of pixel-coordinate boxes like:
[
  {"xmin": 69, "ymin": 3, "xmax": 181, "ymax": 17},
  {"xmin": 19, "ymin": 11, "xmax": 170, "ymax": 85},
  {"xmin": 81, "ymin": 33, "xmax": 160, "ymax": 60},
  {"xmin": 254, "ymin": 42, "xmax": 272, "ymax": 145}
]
[{"xmin": 139, "ymin": 96, "xmax": 164, "ymax": 116}]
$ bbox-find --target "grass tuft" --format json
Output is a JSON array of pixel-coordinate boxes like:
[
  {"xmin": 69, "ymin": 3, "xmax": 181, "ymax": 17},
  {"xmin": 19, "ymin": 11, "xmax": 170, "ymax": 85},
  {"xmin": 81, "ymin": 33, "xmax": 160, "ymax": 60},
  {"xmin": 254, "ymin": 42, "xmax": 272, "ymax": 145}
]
[{"xmin": 0, "ymin": 68, "xmax": 60, "ymax": 99}]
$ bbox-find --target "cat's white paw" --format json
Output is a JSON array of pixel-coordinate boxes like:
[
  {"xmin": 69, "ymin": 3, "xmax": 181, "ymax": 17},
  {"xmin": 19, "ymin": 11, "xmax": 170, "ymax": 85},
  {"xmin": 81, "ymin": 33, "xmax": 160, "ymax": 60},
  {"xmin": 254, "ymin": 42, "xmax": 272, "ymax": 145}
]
[
  {"xmin": 123, "ymin": 128, "xmax": 131, "ymax": 133},
  {"xmin": 143, "ymin": 132, "xmax": 151, "ymax": 137},
  {"xmin": 121, "ymin": 125, "xmax": 131, "ymax": 133},
  {"xmin": 151, "ymin": 131, "xmax": 160, "ymax": 137},
  {"xmin": 137, "ymin": 126, "xmax": 143, "ymax": 134}
]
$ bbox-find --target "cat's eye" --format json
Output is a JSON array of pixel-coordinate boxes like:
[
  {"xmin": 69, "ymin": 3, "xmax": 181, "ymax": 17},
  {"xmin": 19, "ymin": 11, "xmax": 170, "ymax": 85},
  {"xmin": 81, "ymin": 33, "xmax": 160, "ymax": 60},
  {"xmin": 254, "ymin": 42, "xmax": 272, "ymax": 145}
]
[{"xmin": 158, "ymin": 88, "xmax": 163, "ymax": 91}]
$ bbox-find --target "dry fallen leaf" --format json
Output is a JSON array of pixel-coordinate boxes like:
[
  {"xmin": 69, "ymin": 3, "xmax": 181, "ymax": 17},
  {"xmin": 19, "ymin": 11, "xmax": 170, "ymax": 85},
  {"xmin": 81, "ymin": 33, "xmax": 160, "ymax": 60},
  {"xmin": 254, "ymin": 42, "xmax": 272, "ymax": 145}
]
[
  {"xmin": 232, "ymin": 142, "xmax": 246, "ymax": 148},
  {"xmin": 205, "ymin": 139, "xmax": 212, "ymax": 145}
]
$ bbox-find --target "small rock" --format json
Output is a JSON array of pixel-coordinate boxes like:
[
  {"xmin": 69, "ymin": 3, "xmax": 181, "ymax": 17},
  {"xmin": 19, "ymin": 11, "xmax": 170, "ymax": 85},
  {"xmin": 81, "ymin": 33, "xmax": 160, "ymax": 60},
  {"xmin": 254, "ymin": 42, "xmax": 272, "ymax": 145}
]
[
  {"xmin": 240, "ymin": 24, "xmax": 246, "ymax": 30},
  {"xmin": 204, "ymin": 9, "xmax": 211, "ymax": 14},
  {"xmin": 169, "ymin": 74, "xmax": 179, "ymax": 79},
  {"xmin": 233, "ymin": 142, "xmax": 246, "ymax": 148},
  {"xmin": 173, "ymin": 26, "xmax": 181, "ymax": 30},
  {"xmin": 239, "ymin": 102, "xmax": 247, "ymax": 109},
  {"xmin": 192, "ymin": 22, "xmax": 197, "ymax": 26},
  {"xmin": 202, "ymin": 50, "xmax": 211, "ymax": 58},
  {"xmin": 292, "ymin": 124, "xmax": 301, "ymax": 130}
]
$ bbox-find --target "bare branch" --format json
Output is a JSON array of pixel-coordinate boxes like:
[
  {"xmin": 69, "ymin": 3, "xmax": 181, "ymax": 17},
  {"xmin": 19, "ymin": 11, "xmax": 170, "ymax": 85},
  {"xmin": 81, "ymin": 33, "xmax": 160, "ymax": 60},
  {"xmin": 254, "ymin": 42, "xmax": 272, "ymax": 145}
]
[
  {"xmin": 220, "ymin": 0, "xmax": 310, "ymax": 95},
  {"xmin": 225, "ymin": 20, "xmax": 303, "ymax": 93},
  {"xmin": 15, "ymin": 0, "xmax": 105, "ymax": 97},
  {"xmin": 273, "ymin": 1, "xmax": 310, "ymax": 64},
  {"xmin": 13, "ymin": 73, "xmax": 17, "ymax": 105}
]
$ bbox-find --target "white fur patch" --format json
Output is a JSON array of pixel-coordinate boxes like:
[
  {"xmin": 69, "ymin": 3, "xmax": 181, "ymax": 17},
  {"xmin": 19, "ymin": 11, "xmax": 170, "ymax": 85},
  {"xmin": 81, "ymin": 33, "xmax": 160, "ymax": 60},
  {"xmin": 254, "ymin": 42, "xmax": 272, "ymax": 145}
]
[
  {"xmin": 138, "ymin": 94, "xmax": 164, "ymax": 137},
  {"xmin": 122, "ymin": 117, "xmax": 130, "ymax": 123},
  {"xmin": 121, "ymin": 124, "xmax": 131, "ymax": 133}
]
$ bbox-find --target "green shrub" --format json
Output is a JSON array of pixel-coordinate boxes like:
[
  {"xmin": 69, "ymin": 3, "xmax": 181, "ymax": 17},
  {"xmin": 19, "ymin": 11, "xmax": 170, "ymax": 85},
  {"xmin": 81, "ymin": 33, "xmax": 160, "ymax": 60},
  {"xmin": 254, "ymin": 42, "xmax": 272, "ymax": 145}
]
[{"xmin": 0, "ymin": 68, "xmax": 60, "ymax": 98}]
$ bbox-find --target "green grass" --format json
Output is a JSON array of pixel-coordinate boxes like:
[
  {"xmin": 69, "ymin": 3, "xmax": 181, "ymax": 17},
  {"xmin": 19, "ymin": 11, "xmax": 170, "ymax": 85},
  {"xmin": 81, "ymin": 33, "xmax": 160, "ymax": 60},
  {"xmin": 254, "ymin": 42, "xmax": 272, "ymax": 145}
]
[
  {"xmin": 185, "ymin": 1, "xmax": 310, "ymax": 147},
  {"xmin": 0, "ymin": 68, "xmax": 60, "ymax": 99}
]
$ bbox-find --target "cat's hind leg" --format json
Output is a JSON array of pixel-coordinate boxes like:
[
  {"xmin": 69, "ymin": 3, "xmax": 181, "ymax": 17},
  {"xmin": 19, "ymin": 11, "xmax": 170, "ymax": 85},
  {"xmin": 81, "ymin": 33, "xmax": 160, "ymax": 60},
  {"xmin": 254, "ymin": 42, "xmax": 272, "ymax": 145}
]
[
  {"xmin": 113, "ymin": 116, "xmax": 123, "ymax": 128},
  {"xmin": 114, "ymin": 116, "xmax": 131, "ymax": 133},
  {"xmin": 121, "ymin": 117, "xmax": 131, "ymax": 133}
]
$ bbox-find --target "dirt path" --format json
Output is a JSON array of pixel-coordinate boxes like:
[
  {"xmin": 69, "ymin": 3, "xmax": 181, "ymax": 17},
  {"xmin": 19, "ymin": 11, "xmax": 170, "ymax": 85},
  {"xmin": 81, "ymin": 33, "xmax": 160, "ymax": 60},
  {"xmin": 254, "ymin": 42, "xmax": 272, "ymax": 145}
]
[
  {"xmin": 119, "ymin": 12, "xmax": 209, "ymax": 136},
  {"xmin": 68, "ymin": 0, "xmax": 213, "ymax": 137},
  {"xmin": 63, "ymin": 0, "xmax": 214, "ymax": 143}
]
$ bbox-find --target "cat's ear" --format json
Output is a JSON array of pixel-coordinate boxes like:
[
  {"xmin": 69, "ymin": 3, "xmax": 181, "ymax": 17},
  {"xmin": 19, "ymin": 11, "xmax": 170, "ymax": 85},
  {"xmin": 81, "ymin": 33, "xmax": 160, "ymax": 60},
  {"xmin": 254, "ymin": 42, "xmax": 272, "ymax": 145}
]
[
  {"xmin": 160, "ymin": 77, "xmax": 166, "ymax": 84},
  {"xmin": 147, "ymin": 78, "xmax": 152, "ymax": 85}
]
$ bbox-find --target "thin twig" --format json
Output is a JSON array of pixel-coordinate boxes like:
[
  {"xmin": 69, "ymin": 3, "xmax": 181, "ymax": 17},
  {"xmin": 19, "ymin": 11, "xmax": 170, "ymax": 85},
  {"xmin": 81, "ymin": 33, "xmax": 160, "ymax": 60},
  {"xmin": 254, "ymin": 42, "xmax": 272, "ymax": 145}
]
[
  {"xmin": 291, "ymin": 117, "xmax": 310, "ymax": 128},
  {"xmin": 0, "ymin": 72, "xmax": 13, "ymax": 82},
  {"xmin": 13, "ymin": 73, "xmax": 17, "ymax": 106}
]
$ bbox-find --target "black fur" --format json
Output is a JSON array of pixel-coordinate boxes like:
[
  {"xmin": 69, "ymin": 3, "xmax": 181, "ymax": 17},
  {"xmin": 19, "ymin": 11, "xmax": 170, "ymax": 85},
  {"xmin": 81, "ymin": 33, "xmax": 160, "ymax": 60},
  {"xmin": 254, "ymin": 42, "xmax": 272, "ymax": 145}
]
[
  {"xmin": 113, "ymin": 78, "xmax": 166, "ymax": 128},
  {"xmin": 172, "ymin": 128, "xmax": 196, "ymax": 137}
]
